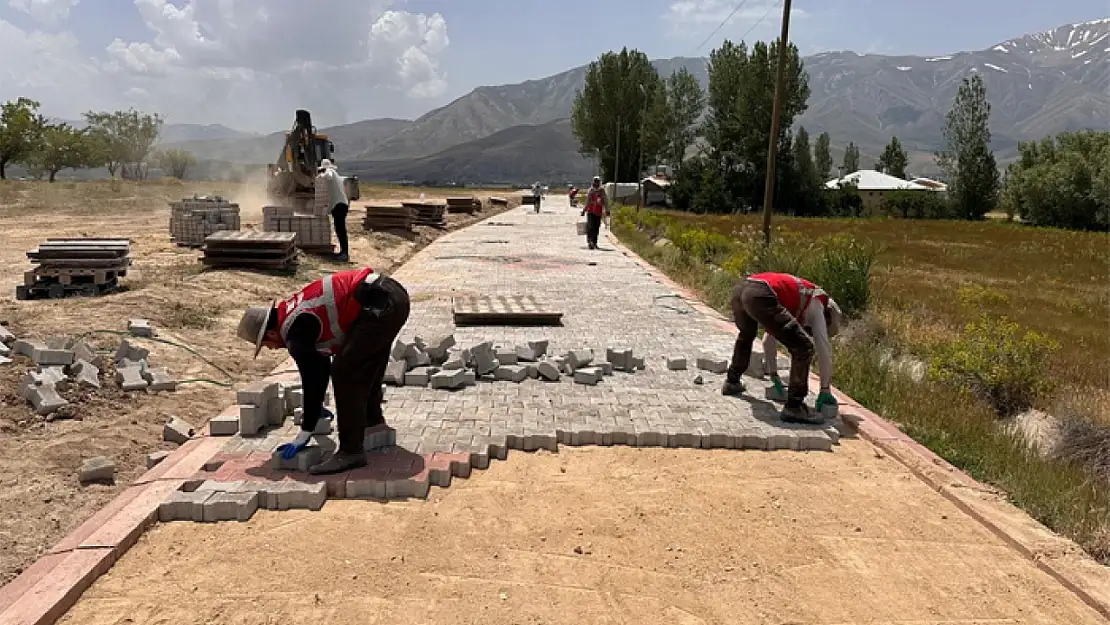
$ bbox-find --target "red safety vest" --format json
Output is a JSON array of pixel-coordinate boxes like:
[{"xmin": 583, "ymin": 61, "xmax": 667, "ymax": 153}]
[
  {"xmin": 274, "ymin": 267, "xmax": 376, "ymax": 355},
  {"xmin": 586, "ymin": 188, "xmax": 605, "ymax": 215},
  {"xmin": 748, "ymin": 272, "xmax": 828, "ymax": 319}
]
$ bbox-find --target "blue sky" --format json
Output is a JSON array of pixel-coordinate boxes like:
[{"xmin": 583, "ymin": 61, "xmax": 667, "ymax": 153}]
[{"xmin": 0, "ymin": 0, "xmax": 1105, "ymax": 132}]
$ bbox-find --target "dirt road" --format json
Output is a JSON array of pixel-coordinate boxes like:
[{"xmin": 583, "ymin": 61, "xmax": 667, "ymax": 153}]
[{"xmin": 0, "ymin": 179, "xmax": 513, "ymax": 586}]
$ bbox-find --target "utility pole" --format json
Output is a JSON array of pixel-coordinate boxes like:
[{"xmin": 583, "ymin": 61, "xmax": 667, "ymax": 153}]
[{"xmin": 760, "ymin": 0, "xmax": 793, "ymax": 245}]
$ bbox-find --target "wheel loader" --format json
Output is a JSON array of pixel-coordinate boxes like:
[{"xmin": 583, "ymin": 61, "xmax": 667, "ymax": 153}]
[{"xmin": 266, "ymin": 109, "xmax": 360, "ymax": 211}]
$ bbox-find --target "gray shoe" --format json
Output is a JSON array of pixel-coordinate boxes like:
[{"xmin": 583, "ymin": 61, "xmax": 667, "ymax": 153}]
[
  {"xmin": 780, "ymin": 402, "xmax": 825, "ymax": 425},
  {"xmin": 308, "ymin": 451, "xmax": 367, "ymax": 475},
  {"xmin": 721, "ymin": 379, "xmax": 746, "ymax": 397}
]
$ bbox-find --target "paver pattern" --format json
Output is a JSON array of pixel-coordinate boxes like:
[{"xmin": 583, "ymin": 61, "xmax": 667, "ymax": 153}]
[{"xmin": 183, "ymin": 196, "xmax": 839, "ymax": 512}]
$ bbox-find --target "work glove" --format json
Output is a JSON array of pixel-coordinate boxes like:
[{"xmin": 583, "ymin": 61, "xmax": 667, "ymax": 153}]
[
  {"xmin": 816, "ymin": 389, "xmax": 838, "ymax": 411},
  {"xmin": 276, "ymin": 430, "xmax": 313, "ymax": 460}
]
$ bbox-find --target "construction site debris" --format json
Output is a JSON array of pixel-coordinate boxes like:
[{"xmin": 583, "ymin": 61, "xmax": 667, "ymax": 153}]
[
  {"xmin": 78, "ymin": 456, "xmax": 115, "ymax": 485},
  {"xmin": 128, "ymin": 318, "xmax": 154, "ymax": 337},
  {"xmin": 696, "ymin": 356, "xmax": 729, "ymax": 374},
  {"xmin": 164, "ymin": 416, "xmax": 195, "ymax": 444},
  {"xmin": 18, "ymin": 238, "xmax": 132, "ymax": 300},
  {"xmin": 169, "ymin": 196, "xmax": 240, "ymax": 246},
  {"xmin": 262, "ymin": 205, "xmax": 334, "ymax": 255},
  {"xmin": 202, "ymin": 230, "xmax": 298, "ymax": 270}
]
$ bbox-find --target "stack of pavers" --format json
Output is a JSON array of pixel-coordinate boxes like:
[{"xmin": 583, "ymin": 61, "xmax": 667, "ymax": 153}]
[
  {"xmin": 201, "ymin": 230, "xmax": 298, "ymax": 270},
  {"xmin": 169, "ymin": 196, "xmax": 241, "ymax": 247},
  {"xmin": 10, "ymin": 335, "xmax": 98, "ymax": 417},
  {"xmin": 445, "ymin": 196, "xmax": 480, "ymax": 214},
  {"xmin": 114, "ymin": 320, "xmax": 178, "ymax": 393},
  {"xmin": 262, "ymin": 205, "xmax": 334, "ymax": 255},
  {"xmin": 401, "ymin": 199, "xmax": 447, "ymax": 227},
  {"xmin": 362, "ymin": 204, "xmax": 413, "ymax": 233},
  {"xmin": 488, "ymin": 196, "xmax": 509, "ymax": 208},
  {"xmin": 18, "ymin": 237, "xmax": 131, "ymax": 300}
]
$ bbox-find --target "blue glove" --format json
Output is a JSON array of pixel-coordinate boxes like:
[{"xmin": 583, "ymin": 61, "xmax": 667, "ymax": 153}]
[
  {"xmin": 276, "ymin": 431, "xmax": 313, "ymax": 460},
  {"xmin": 816, "ymin": 390, "xmax": 838, "ymax": 411}
]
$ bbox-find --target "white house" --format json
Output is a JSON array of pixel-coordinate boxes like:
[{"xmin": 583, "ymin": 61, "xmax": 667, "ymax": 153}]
[{"xmin": 824, "ymin": 169, "xmax": 934, "ymax": 212}]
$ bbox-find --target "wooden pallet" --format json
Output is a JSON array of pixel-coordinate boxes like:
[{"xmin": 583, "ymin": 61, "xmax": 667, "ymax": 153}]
[
  {"xmin": 202, "ymin": 231, "xmax": 297, "ymax": 269},
  {"xmin": 452, "ymin": 294, "xmax": 564, "ymax": 326},
  {"xmin": 16, "ymin": 277, "xmax": 119, "ymax": 300}
]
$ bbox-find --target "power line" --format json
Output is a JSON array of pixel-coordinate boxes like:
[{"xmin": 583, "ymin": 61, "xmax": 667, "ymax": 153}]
[
  {"xmin": 737, "ymin": 0, "xmax": 783, "ymax": 44},
  {"xmin": 691, "ymin": 0, "xmax": 753, "ymax": 53}
]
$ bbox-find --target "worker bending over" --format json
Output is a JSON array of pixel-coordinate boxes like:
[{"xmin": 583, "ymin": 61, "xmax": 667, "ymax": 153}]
[
  {"xmin": 723, "ymin": 272, "xmax": 841, "ymax": 424},
  {"xmin": 236, "ymin": 267, "xmax": 411, "ymax": 474},
  {"xmin": 581, "ymin": 176, "xmax": 608, "ymax": 250},
  {"xmin": 317, "ymin": 159, "xmax": 350, "ymax": 262}
]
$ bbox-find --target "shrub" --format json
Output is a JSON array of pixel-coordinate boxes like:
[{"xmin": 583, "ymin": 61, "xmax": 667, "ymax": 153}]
[
  {"xmin": 928, "ymin": 316, "xmax": 1059, "ymax": 416},
  {"xmin": 672, "ymin": 227, "xmax": 734, "ymax": 263},
  {"xmin": 802, "ymin": 233, "xmax": 878, "ymax": 317},
  {"xmin": 879, "ymin": 189, "xmax": 951, "ymax": 219}
]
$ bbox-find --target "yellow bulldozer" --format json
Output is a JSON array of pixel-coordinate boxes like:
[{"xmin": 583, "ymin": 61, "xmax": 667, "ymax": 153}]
[{"xmin": 266, "ymin": 109, "xmax": 360, "ymax": 211}]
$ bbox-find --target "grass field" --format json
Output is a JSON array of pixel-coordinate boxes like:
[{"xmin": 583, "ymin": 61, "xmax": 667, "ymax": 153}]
[{"xmin": 611, "ymin": 207, "xmax": 1110, "ymax": 563}]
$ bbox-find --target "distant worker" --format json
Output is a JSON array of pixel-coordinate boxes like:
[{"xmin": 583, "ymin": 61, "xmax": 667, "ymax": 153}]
[
  {"xmin": 723, "ymin": 272, "xmax": 842, "ymax": 425},
  {"xmin": 569, "ymin": 186, "xmax": 579, "ymax": 208},
  {"xmin": 317, "ymin": 159, "xmax": 350, "ymax": 262},
  {"xmin": 532, "ymin": 181, "xmax": 542, "ymax": 213},
  {"xmin": 236, "ymin": 267, "xmax": 411, "ymax": 475},
  {"xmin": 580, "ymin": 176, "xmax": 608, "ymax": 250}
]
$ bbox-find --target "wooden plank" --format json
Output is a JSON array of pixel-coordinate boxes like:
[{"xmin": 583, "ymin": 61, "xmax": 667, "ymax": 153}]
[
  {"xmin": 28, "ymin": 249, "xmax": 129, "ymax": 260},
  {"xmin": 31, "ymin": 259, "xmax": 130, "ymax": 269}
]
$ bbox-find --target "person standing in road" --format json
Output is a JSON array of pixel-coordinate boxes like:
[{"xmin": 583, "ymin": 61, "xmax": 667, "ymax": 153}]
[
  {"xmin": 722, "ymin": 271, "xmax": 842, "ymax": 425},
  {"xmin": 318, "ymin": 159, "xmax": 350, "ymax": 262},
  {"xmin": 581, "ymin": 176, "xmax": 608, "ymax": 250},
  {"xmin": 532, "ymin": 181, "xmax": 542, "ymax": 213},
  {"xmin": 235, "ymin": 267, "xmax": 411, "ymax": 474}
]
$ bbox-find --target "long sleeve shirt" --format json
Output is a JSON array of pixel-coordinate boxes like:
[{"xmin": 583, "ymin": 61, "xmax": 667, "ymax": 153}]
[
  {"xmin": 283, "ymin": 314, "xmax": 331, "ymax": 432},
  {"xmin": 318, "ymin": 168, "xmax": 348, "ymax": 208},
  {"xmin": 763, "ymin": 301, "xmax": 833, "ymax": 389}
]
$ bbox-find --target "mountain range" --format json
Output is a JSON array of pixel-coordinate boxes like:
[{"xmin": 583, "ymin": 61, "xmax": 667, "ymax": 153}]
[{"xmin": 163, "ymin": 18, "xmax": 1110, "ymax": 183}]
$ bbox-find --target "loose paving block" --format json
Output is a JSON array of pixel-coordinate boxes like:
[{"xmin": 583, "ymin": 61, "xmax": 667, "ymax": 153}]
[
  {"xmin": 114, "ymin": 339, "xmax": 149, "ymax": 363},
  {"xmin": 524, "ymin": 363, "xmax": 540, "ymax": 379},
  {"xmin": 0, "ymin": 324, "xmax": 14, "ymax": 345},
  {"xmin": 821, "ymin": 403, "xmax": 839, "ymax": 420},
  {"xmin": 0, "ymin": 341, "xmax": 9, "ymax": 357},
  {"xmin": 573, "ymin": 367, "xmax": 602, "ymax": 386},
  {"xmin": 78, "ymin": 456, "xmax": 115, "ymax": 484},
  {"xmin": 273, "ymin": 481, "xmax": 327, "ymax": 511},
  {"xmin": 528, "ymin": 340, "xmax": 549, "ymax": 358},
  {"xmin": 208, "ymin": 412, "xmax": 240, "ymax": 436},
  {"xmin": 567, "ymin": 349, "xmax": 594, "ymax": 368},
  {"xmin": 606, "ymin": 347, "xmax": 633, "ymax": 371},
  {"xmin": 514, "ymin": 345, "xmax": 537, "ymax": 362},
  {"xmin": 238, "ymin": 404, "xmax": 267, "ymax": 436},
  {"xmin": 494, "ymin": 365, "xmax": 528, "ymax": 383},
  {"xmin": 441, "ymin": 352, "xmax": 467, "ymax": 370},
  {"xmin": 35, "ymin": 366, "xmax": 68, "ymax": 386},
  {"xmin": 265, "ymin": 395, "xmax": 285, "ymax": 426},
  {"xmin": 431, "ymin": 368, "xmax": 468, "ymax": 390},
  {"xmin": 116, "ymin": 366, "xmax": 148, "ymax": 391},
  {"xmin": 471, "ymin": 345, "xmax": 498, "ymax": 375},
  {"xmin": 495, "ymin": 347, "xmax": 518, "ymax": 365},
  {"xmin": 424, "ymin": 335, "xmax": 456, "ymax": 363},
  {"xmin": 286, "ymin": 388, "xmax": 304, "ymax": 412},
  {"xmin": 405, "ymin": 367, "xmax": 433, "ymax": 387},
  {"xmin": 163, "ymin": 416, "xmax": 195, "ymax": 444},
  {"xmin": 32, "ymin": 344, "xmax": 74, "ymax": 367},
  {"xmin": 666, "ymin": 356, "xmax": 687, "ymax": 371},
  {"xmin": 237, "ymin": 380, "xmax": 278, "ymax": 406},
  {"xmin": 598, "ymin": 362, "xmax": 613, "ymax": 376},
  {"xmin": 630, "ymin": 356, "xmax": 646, "ymax": 371},
  {"xmin": 71, "ymin": 340, "xmax": 99, "ymax": 367},
  {"xmin": 272, "ymin": 445, "xmax": 324, "ymax": 472},
  {"xmin": 128, "ymin": 318, "xmax": 155, "ymax": 337},
  {"xmin": 159, "ymin": 490, "xmax": 212, "ymax": 521},
  {"xmin": 27, "ymin": 383, "xmax": 67, "ymax": 416},
  {"xmin": 146, "ymin": 451, "xmax": 171, "ymax": 468},
  {"xmin": 696, "ymin": 356, "xmax": 728, "ymax": 374},
  {"xmin": 143, "ymin": 367, "xmax": 177, "ymax": 392},
  {"xmin": 116, "ymin": 357, "xmax": 143, "ymax": 369},
  {"xmin": 70, "ymin": 359, "xmax": 101, "ymax": 388},
  {"xmin": 390, "ymin": 340, "xmax": 410, "ymax": 362},
  {"xmin": 537, "ymin": 361, "xmax": 561, "ymax": 381},
  {"xmin": 46, "ymin": 335, "xmax": 69, "ymax": 350},
  {"xmin": 202, "ymin": 491, "xmax": 259, "ymax": 522},
  {"xmin": 461, "ymin": 371, "xmax": 477, "ymax": 386},
  {"xmin": 384, "ymin": 359, "xmax": 407, "ymax": 385}
]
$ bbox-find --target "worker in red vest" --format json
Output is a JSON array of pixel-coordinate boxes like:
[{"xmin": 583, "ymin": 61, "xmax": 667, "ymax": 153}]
[
  {"xmin": 236, "ymin": 268, "xmax": 411, "ymax": 474},
  {"xmin": 723, "ymin": 272, "xmax": 842, "ymax": 424},
  {"xmin": 581, "ymin": 176, "xmax": 608, "ymax": 249}
]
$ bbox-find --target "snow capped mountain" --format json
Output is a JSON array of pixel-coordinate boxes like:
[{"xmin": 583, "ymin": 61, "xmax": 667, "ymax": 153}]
[{"xmin": 991, "ymin": 17, "xmax": 1110, "ymax": 66}]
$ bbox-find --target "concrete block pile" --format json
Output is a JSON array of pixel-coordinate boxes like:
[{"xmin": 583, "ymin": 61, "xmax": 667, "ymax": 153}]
[
  {"xmin": 113, "ymin": 337, "xmax": 178, "ymax": 394},
  {"xmin": 209, "ymin": 379, "xmax": 299, "ymax": 437},
  {"xmin": 169, "ymin": 196, "xmax": 240, "ymax": 247},
  {"xmin": 262, "ymin": 205, "xmax": 333, "ymax": 252},
  {"xmin": 158, "ymin": 480, "xmax": 327, "ymax": 522},
  {"xmin": 9, "ymin": 333, "xmax": 108, "ymax": 416}
]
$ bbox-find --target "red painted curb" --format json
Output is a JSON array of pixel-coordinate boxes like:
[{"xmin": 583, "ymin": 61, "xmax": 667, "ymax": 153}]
[{"xmin": 606, "ymin": 228, "xmax": 1110, "ymax": 620}]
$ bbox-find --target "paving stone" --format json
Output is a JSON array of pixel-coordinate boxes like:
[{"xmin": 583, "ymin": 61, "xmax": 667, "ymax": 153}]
[
  {"xmin": 537, "ymin": 361, "xmax": 561, "ymax": 381},
  {"xmin": 424, "ymin": 334, "xmax": 456, "ymax": 363},
  {"xmin": 264, "ymin": 394, "xmax": 286, "ymax": 425},
  {"xmin": 567, "ymin": 349, "xmax": 594, "ymax": 368},
  {"xmin": 495, "ymin": 346, "xmax": 518, "ymax": 365},
  {"xmin": 12, "ymin": 339, "xmax": 41, "ymax": 357},
  {"xmin": 238, "ymin": 404, "xmax": 267, "ymax": 436},
  {"xmin": 273, "ymin": 481, "xmax": 327, "ymax": 511},
  {"xmin": 163, "ymin": 415, "xmax": 195, "ymax": 444},
  {"xmin": 0, "ymin": 342, "xmax": 9, "ymax": 357},
  {"xmin": 143, "ymin": 367, "xmax": 177, "ymax": 392},
  {"xmin": 202, "ymin": 491, "xmax": 259, "ymax": 522},
  {"xmin": 32, "ymin": 344, "xmax": 74, "ymax": 367},
  {"xmin": 33, "ymin": 366, "xmax": 67, "ymax": 386},
  {"xmin": 115, "ymin": 366, "xmax": 148, "ymax": 391},
  {"xmin": 514, "ymin": 345, "xmax": 537, "ymax": 362},
  {"xmin": 69, "ymin": 359, "xmax": 101, "ymax": 389},
  {"xmin": 128, "ymin": 318, "xmax": 155, "ymax": 337},
  {"xmin": 598, "ymin": 362, "xmax": 613, "ymax": 376},
  {"xmin": 606, "ymin": 347, "xmax": 632, "ymax": 371},
  {"xmin": 70, "ymin": 341, "xmax": 101, "ymax": 367},
  {"xmin": 524, "ymin": 363, "xmax": 540, "ymax": 379},
  {"xmin": 494, "ymin": 365, "xmax": 528, "ymax": 383},
  {"xmin": 431, "ymin": 368, "xmax": 468, "ymax": 389},
  {"xmin": 46, "ymin": 336, "xmax": 70, "ymax": 350},
  {"xmin": 365, "ymin": 426, "xmax": 397, "ymax": 450},
  {"xmin": 78, "ymin": 456, "xmax": 115, "ymax": 484},
  {"xmin": 573, "ymin": 367, "xmax": 602, "ymax": 386},
  {"xmin": 0, "ymin": 324, "xmax": 15, "ymax": 345},
  {"xmin": 114, "ymin": 339, "xmax": 149, "ymax": 363},
  {"xmin": 441, "ymin": 351, "xmax": 467, "ymax": 370},
  {"xmin": 159, "ymin": 490, "xmax": 212, "ymax": 521},
  {"xmin": 527, "ymin": 340, "xmax": 549, "ymax": 358},
  {"xmin": 821, "ymin": 403, "xmax": 839, "ymax": 420},
  {"xmin": 696, "ymin": 356, "xmax": 728, "ymax": 374},
  {"xmin": 272, "ymin": 445, "xmax": 324, "ymax": 472},
  {"xmin": 383, "ymin": 359, "xmax": 408, "ymax": 385},
  {"xmin": 26, "ymin": 382, "xmax": 68, "ymax": 416},
  {"xmin": 146, "ymin": 450, "xmax": 171, "ymax": 468},
  {"xmin": 286, "ymin": 387, "xmax": 304, "ymax": 412},
  {"xmin": 666, "ymin": 356, "xmax": 687, "ymax": 370},
  {"xmin": 209, "ymin": 411, "xmax": 240, "ymax": 436},
  {"xmin": 461, "ymin": 371, "xmax": 477, "ymax": 386},
  {"xmin": 237, "ymin": 380, "xmax": 278, "ymax": 406},
  {"xmin": 630, "ymin": 356, "xmax": 646, "ymax": 371},
  {"xmin": 405, "ymin": 367, "xmax": 433, "ymax": 387}
]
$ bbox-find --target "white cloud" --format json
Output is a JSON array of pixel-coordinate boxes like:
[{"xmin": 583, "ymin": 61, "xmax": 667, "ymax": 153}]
[
  {"xmin": 665, "ymin": 0, "xmax": 808, "ymax": 41},
  {"xmin": 0, "ymin": 0, "xmax": 450, "ymax": 132},
  {"xmin": 7, "ymin": 0, "xmax": 78, "ymax": 25}
]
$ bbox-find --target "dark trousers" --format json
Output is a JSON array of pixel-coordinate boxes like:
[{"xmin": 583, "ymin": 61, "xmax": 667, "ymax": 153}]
[
  {"xmin": 533, "ymin": 196, "xmax": 541, "ymax": 212},
  {"xmin": 727, "ymin": 279, "xmax": 815, "ymax": 404},
  {"xmin": 331, "ymin": 202, "xmax": 349, "ymax": 256},
  {"xmin": 331, "ymin": 276, "xmax": 410, "ymax": 453},
  {"xmin": 586, "ymin": 212, "xmax": 602, "ymax": 248}
]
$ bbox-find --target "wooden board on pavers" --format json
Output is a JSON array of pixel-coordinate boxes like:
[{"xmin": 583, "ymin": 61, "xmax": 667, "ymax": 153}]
[
  {"xmin": 452, "ymin": 295, "xmax": 563, "ymax": 326},
  {"xmin": 201, "ymin": 254, "xmax": 296, "ymax": 269},
  {"xmin": 204, "ymin": 231, "xmax": 297, "ymax": 247}
]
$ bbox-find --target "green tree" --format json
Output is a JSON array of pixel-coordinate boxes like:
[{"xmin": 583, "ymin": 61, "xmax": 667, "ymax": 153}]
[
  {"xmin": 571, "ymin": 48, "xmax": 664, "ymax": 182},
  {"xmin": 0, "ymin": 98, "xmax": 46, "ymax": 179},
  {"xmin": 1000, "ymin": 131, "xmax": 1109, "ymax": 231},
  {"xmin": 877, "ymin": 136, "xmax": 908, "ymax": 178},
  {"xmin": 83, "ymin": 108, "xmax": 164, "ymax": 179},
  {"xmin": 658, "ymin": 67, "xmax": 706, "ymax": 172},
  {"xmin": 789, "ymin": 126, "xmax": 822, "ymax": 215},
  {"xmin": 154, "ymin": 148, "xmax": 197, "ymax": 179},
  {"xmin": 814, "ymin": 132, "xmax": 832, "ymax": 182},
  {"xmin": 21, "ymin": 123, "xmax": 95, "ymax": 182},
  {"xmin": 841, "ymin": 141, "xmax": 860, "ymax": 174},
  {"xmin": 936, "ymin": 74, "xmax": 999, "ymax": 220}
]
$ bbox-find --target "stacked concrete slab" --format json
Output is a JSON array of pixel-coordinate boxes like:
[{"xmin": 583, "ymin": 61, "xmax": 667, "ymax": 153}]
[
  {"xmin": 169, "ymin": 196, "xmax": 241, "ymax": 247},
  {"xmin": 445, "ymin": 196, "xmax": 480, "ymax": 214},
  {"xmin": 18, "ymin": 238, "xmax": 132, "ymax": 300},
  {"xmin": 262, "ymin": 205, "xmax": 334, "ymax": 254},
  {"xmin": 362, "ymin": 204, "xmax": 413, "ymax": 232},
  {"xmin": 201, "ymin": 231, "xmax": 298, "ymax": 270},
  {"xmin": 401, "ymin": 200, "xmax": 447, "ymax": 226}
]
